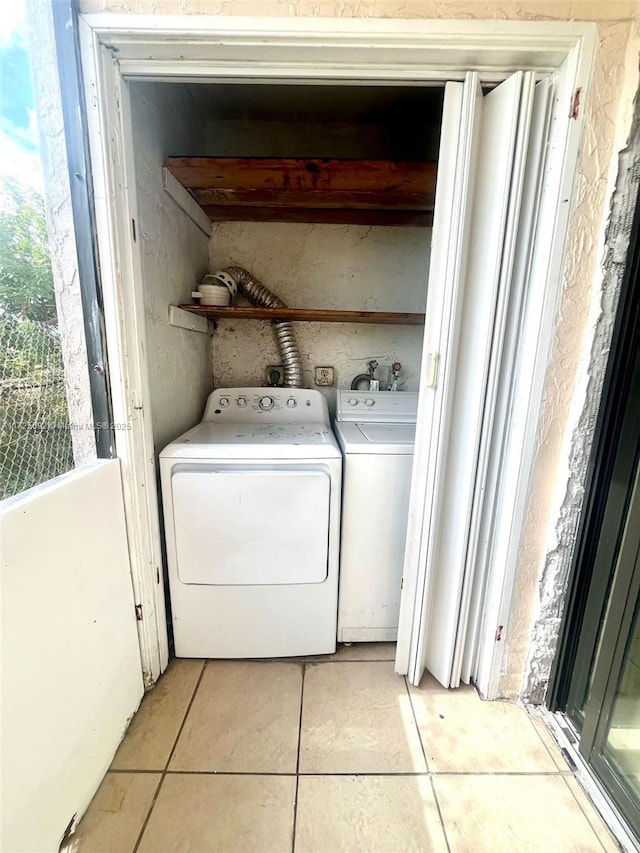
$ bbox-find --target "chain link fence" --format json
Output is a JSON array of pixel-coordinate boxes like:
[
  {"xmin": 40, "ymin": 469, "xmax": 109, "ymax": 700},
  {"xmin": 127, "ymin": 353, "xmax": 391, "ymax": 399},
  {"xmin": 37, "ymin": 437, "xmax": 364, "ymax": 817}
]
[{"xmin": 0, "ymin": 312, "xmax": 73, "ymax": 500}]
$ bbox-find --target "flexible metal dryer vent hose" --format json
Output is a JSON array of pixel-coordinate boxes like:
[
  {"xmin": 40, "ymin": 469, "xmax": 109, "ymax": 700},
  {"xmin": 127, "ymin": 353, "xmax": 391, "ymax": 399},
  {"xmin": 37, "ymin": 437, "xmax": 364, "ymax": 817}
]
[{"xmin": 210, "ymin": 266, "xmax": 304, "ymax": 388}]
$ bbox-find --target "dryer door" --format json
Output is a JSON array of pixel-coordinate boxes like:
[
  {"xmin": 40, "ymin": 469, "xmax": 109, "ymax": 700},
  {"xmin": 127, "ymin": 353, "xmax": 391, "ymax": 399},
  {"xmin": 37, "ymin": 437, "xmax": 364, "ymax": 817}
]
[{"xmin": 171, "ymin": 465, "xmax": 330, "ymax": 585}]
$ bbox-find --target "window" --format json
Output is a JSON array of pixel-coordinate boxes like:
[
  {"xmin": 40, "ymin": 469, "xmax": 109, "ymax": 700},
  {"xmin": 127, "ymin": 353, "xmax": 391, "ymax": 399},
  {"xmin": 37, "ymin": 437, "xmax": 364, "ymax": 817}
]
[
  {"xmin": 0, "ymin": 177, "xmax": 74, "ymax": 498},
  {"xmin": 0, "ymin": 0, "xmax": 110, "ymax": 500}
]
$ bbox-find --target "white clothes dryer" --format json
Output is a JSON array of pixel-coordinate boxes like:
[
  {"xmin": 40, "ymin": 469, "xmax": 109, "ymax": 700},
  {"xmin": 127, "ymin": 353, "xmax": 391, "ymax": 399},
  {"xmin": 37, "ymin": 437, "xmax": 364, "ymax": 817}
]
[
  {"xmin": 160, "ymin": 388, "xmax": 341, "ymax": 658},
  {"xmin": 333, "ymin": 390, "xmax": 418, "ymax": 643}
]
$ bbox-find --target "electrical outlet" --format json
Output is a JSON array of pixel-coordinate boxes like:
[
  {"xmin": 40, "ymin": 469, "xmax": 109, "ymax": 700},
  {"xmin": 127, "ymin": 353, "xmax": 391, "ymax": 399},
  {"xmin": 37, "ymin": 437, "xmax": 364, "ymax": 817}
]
[
  {"xmin": 265, "ymin": 365, "xmax": 284, "ymax": 386},
  {"xmin": 315, "ymin": 366, "xmax": 335, "ymax": 386}
]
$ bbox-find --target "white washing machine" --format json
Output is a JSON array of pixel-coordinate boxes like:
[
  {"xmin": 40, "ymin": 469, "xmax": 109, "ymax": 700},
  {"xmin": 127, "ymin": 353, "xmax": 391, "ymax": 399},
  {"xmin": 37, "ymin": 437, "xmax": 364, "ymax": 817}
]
[
  {"xmin": 160, "ymin": 387, "xmax": 341, "ymax": 658},
  {"xmin": 333, "ymin": 390, "xmax": 418, "ymax": 643}
]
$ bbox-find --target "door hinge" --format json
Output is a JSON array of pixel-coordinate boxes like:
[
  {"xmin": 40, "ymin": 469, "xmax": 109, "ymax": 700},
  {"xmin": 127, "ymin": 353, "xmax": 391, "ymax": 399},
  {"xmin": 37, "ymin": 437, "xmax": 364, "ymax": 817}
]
[
  {"xmin": 495, "ymin": 624, "xmax": 504, "ymax": 641},
  {"xmin": 570, "ymin": 88, "xmax": 581, "ymax": 120},
  {"xmin": 135, "ymin": 604, "xmax": 143, "ymax": 621}
]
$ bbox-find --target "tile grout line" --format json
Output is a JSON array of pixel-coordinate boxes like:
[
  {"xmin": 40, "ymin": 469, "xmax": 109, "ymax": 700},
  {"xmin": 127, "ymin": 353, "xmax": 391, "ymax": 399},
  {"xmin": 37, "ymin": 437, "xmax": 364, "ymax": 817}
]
[
  {"xmin": 108, "ymin": 767, "xmax": 577, "ymax": 777},
  {"xmin": 524, "ymin": 706, "xmax": 569, "ymax": 774},
  {"xmin": 403, "ymin": 676, "xmax": 451, "ymax": 853},
  {"xmin": 131, "ymin": 659, "xmax": 208, "ymax": 853},
  {"xmin": 109, "ymin": 768, "xmax": 166, "ymax": 775},
  {"xmin": 560, "ymin": 773, "xmax": 615, "ymax": 853},
  {"xmin": 520, "ymin": 709, "xmax": 625, "ymax": 850},
  {"xmin": 291, "ymin": 663, "xmax": 306, "ymax": 853},
  {"xmin": 417, "ymin": 770, "xmax": 580, "ymax": 777},
  {"xmin": 164, "ymin": 659, "xmax": 208, "ymax": 770},
  {"xmin": 524, "ymin": 703, "xmax": 610, "ymax": 844},
  {"xmin": 216, "ymin": 658, "xmax": 395, "ymax": 665},
  {"xmin": 402, "ymin": 676, "xmax": 430, "ymax": 774},
  {"xmin": 218, "ymin": 653, "xmax": 396, "ymax": 665}
]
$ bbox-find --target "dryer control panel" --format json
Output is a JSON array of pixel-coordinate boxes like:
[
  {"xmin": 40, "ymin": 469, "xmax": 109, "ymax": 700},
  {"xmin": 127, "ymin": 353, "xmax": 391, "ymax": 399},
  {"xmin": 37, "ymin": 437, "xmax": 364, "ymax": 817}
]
[{"xmin": 202, "ymin": 387, "xmax": 330, "ymax": 425}]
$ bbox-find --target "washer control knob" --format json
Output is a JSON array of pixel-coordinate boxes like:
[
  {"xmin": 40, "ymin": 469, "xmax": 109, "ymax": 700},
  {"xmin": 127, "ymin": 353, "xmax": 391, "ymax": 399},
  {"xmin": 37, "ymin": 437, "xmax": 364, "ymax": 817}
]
[
  {"xmin": 286, "ymin": 397, "xmax": 297, "ymax": 408},
  {"xmin": 348, "ymin": 398, "xmax": 359, "ymax": 406},
  {"xmin": 236, "ymin": 396, "xmax": 247, "ymax": 407},
  {"xmin": 364, "ymin": 398, "xmax": 375, "ymax": 407},
  {"xmin": 219, "ymin": 396, "xmax": 230, "ymax": 407},
  {"xmin": 259, "ymin": 395, "xmax": 275, "ymax": 411}
]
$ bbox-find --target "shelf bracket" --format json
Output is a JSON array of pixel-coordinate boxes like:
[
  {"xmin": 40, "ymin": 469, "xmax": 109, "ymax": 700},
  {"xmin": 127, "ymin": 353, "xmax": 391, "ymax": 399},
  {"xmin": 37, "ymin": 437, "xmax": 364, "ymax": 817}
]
[
  {"xmin": 163, "ymin": 168, "xmax": 212, "ymax": 237},
  {"xmin": 168, "ymin": 305, "xmax": 216, "ymax": 334}
]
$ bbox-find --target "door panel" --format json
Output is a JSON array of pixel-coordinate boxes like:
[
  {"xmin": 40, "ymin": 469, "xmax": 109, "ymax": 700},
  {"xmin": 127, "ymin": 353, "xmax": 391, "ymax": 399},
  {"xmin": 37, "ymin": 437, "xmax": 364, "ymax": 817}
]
[
  {"xmin": 584, "ymin": 465, "xmax": 640, "ymax": 835},
  {"xmin": 429, "ymin": 71, "xmax": 531, "ymax": 689},
  {"xmin": 172, "ymin": 467, "xmax": 330, "ymax": 585},
  {"xmin": 552, "ymin": 197, "xmax": 640, "ymax": 838},
  {"xmin": 599, "ymin": 592, "xmax": 640, "ymax": 813},
  {"xmin": 567, "ymin": 350, "xmax": 640, "ymax": 727},
  {"xmin": 463, "ymin": 75, "xmax": 552, "ymax": 686},
  {"xmin": 338, "ymin": 453, "xmax": 413, "ymax": 642},
  {"xmin": 397, "ymin": 71, "xmax": 539, "ymax": 689},
  {"xmin": 395, "ymin": 73, "xmax": 483, "ymax": 682}
]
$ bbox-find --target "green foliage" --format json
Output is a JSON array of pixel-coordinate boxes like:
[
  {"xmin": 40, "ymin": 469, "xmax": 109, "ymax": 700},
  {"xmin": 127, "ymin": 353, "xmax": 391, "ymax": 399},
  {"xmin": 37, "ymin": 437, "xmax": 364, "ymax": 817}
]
[
  {"xmin": 0, "ymin": 316, "xmax": 72, "ymax": 500},
  {"xmin": 0, "ymin": 177, "xmax": 56, "ymax": 322},
  {"xmin": 0, "ymin": 178, "xmax": 73, "ymax": 499}
]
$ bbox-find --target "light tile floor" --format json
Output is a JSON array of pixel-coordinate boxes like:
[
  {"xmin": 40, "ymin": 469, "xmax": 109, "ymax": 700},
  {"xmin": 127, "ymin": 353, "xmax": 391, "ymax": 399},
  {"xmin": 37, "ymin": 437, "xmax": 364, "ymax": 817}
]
[{"xmin": 70, "ymin": 646, "xmax": 621, "ymax": 852}]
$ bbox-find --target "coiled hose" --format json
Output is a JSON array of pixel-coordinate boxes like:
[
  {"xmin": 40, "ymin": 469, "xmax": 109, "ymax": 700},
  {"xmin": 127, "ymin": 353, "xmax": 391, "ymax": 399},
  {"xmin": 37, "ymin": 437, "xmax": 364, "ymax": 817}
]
[{"xmin": 210, "ymin": 266, "xmax": 304, "ymax": 388}]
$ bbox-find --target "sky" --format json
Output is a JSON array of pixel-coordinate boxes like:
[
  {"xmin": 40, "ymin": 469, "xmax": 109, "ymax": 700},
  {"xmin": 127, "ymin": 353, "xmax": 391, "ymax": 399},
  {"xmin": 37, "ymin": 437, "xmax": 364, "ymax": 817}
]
[{"xmin": 0, "ymin": 0, "xmax": 43, "ymax": 193}]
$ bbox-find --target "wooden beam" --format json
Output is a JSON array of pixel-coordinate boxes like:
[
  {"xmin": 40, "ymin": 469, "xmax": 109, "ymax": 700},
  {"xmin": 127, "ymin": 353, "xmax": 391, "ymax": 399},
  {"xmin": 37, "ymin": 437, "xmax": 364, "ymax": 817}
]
[
  {"xmin": 165, "ymin": 157, "xmax": 437, "ymax": 223},
  {"xmin": 193, "ymin": 188, "xmax": 430, "ymax": 209},
  {"xmin": 167, "ymin": 157, "xmax": 435, "ymax": 192},
  {"xmin": 179, "ymin": 305, "xmax": 425, "ymax": 325},
  {"xmin": 202, "ymin": 206, "xmax": 433, "ymax": 227}
]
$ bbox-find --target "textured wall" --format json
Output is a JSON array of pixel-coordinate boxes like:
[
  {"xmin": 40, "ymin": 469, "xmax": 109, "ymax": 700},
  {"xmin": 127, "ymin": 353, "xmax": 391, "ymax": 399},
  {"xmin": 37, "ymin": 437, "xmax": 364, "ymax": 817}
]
[
  {"xmin": 129, "ymin": 82, "xmax": 213, "ymax": 451},
  {"xmin": 520, "ymin": 24, "xmax": 640, "ymax": 702},
  {"xmin": 501, "ymin": 21, "xmax": 640, "ymax": 698},
  {"xmin": 78, "ymin": 1, "xmax": 640, "ymax": 696},
  {"xmin": 80, "ymin": 1, "xmax": 639, "ymax": 22},
  {"xmin": 209, "ymin": 223, "xmax": 429, "ymax": 408}
]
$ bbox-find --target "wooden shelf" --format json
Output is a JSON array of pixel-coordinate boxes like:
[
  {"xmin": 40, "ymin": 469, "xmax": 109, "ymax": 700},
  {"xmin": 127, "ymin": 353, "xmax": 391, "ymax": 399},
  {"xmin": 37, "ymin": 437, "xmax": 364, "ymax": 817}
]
[
  {"xmin": 165, "ymin": 157, "xmax": 436, "ymax": 227},
  {"xmin": 179, "ymin": 305, "xmax": 425, "ymax": 326}
]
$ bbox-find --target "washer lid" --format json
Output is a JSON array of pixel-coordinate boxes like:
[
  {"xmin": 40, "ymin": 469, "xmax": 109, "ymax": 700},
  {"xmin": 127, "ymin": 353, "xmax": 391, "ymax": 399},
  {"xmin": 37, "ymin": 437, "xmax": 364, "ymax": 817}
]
[
  {"xmin": 160, "ymin": 420, "xmax": 341, "ymax": 460},
  {"xmin": 333, "ymin": 420, "xmax": 415, "ymax": 454},
  {"xmin": 358, "ymin": 423, "xmax": 415, "ymax": 444}
]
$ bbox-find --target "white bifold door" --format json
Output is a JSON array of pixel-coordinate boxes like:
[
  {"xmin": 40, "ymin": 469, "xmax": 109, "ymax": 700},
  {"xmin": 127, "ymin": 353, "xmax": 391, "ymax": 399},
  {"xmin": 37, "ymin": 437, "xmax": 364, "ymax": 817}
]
[{"xmin": 395, "ymin": 71, "xmax": 553, "ymax": 689}]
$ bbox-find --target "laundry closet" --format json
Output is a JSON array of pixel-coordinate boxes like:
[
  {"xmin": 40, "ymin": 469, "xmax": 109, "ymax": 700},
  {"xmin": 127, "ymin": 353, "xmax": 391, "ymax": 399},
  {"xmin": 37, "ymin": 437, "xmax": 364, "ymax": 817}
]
[
  {"xmin": 128, "ymin": 81, "xmax": 437, "ymax": 648},
  {"xmin": 123, "ymin": 68, "xmax": 556, "ymax": 692}
]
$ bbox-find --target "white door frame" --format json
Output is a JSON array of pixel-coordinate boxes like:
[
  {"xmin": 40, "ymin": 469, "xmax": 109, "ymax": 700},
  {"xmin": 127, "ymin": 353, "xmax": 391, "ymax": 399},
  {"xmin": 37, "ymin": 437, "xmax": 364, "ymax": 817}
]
[{"xmin": 78, "ymin": 14, "xmax": 595, "ymax": 690}]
